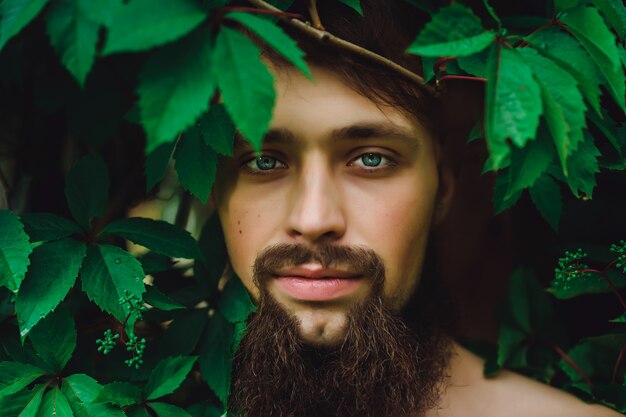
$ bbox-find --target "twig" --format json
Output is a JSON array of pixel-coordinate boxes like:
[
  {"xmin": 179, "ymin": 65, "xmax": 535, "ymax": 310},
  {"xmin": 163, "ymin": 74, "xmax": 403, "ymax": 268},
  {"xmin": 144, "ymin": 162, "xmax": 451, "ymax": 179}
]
[
  {"xmin": 307, "ymin": 0, "xmax": 324, "ymax": 30},
  {"xmin": 549, "ymin": 341, "xmax": 594, "ymax": 389},
  {"xmin": 222, "ymin": 6, "xmax": 304, "ymax": 19},
  {"xmin": 246, "ymin": 0, "xmax": 437, "ymax": 96},
  {"xmin": 612, "ymin": 342, "xmax": 626, "ymax": 383},
  {"xmin": 437, "ymin": 75, "xmax": 488, "ymax": 84}
]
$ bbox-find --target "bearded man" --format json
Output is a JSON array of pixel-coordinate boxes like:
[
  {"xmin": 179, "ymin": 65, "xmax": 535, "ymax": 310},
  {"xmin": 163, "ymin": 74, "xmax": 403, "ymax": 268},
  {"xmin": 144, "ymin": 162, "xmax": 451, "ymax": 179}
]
[{"xmin": 212, "ymin": 1, "xmax": 619, "ymax": 416}]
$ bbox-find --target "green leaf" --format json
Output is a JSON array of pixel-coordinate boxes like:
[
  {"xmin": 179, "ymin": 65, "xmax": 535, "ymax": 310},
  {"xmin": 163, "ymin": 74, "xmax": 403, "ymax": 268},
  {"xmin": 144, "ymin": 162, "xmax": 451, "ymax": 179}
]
[
  {"xmin": 0, "ymin": 384, "xmax": 46, "ymax": 417},
  {"xmin": 506, "ymin": 131, "xmax": 554, "ymax": 198},
  {"xmin": 456, "ymin": 47, "xmax": 490, "ymax": 78},
  {"xmin": 213, "ymin": 27, "xmax": 275, "ymax": 151},
  {"xmin": 529, "ymin": 174, "xmax": 562, "ymax": 230},
  {"xmin": 0, "ymin": 210, "xmax": 32, "ymax": 292},
  {"xmin": 126, "ymin": 406, "xmax": 152, "ymax": 417},
  {"xmin": 158, "ymin": 308, "xmax": 208, "ymax": 357},
  {"xmin": 64, "ymin": 154, "xmax": 109, "ymax": 231},
  {"xmin": 80, "ymin": 244, "xmax": 146, "ymax": 324},
  {"xmin": 138, "ymin": 27, "xmax": 214, "ymax": 153},
  {"xmin": 144, "ymin": 356, "xmax": 198, "ymax": 400},
  {"xmin": 194, "ymin": 213, "xmax": 227, "ymax": 296},
  {"xmin": 493, "ymin": 171, "xmax": 521, "ymax": 215},
  {"xmin": 144, "ymin": 285, "xmax": 185, "ymax": 311},
  {"xmin": 199, "ymin": 313, "xmax": 234, "ymax": 406},
  {"xmin": 518, "ymin": 48, "xmax": 587, "ymax": 173},
  {"xmin": 527, "ymin": 27, "xmax": 603, "ymax": 117},
  {"xmin": 174, "ymin": 126, "xmax": 217, "ymax": 204},
  {"xmin": 565, "ymin": 134, "xmax": 601, "ymax": 197},
  {"xmin": 561, "ymin": 6, "xmax": 626, "ymax": 111},
  {"xmin": 28, "ymin": 309, "xmax": 76, "ymax": 372},
  {"xmin": 139, "ymin": 252, "xmax": 173, "ymax": 275},
  {"xmin": 0, "ymin": 0, "xmax": 49, "ymax": 52},
  {"xmin": 610, "ymin": 311, "xmax": 626, "ymax": 322},
  {"xmin": 484, "ymin": 45, "xmax": 542, "ymax": 169},
  {"xmin": 337, "ymin": 0, "xmax": 363, "ymax": 15},
  {"xmin": 102, "ymin": 217, "xmax": 199, "ymax": 259},
  {"xmin": 20, "ymin": 213, "xmax": 82, "ymax": 243},
  {"xmin": 45, "ymin": 0, "xmax": 100, "ymax": 86},
  {"xmin": 592, "ymin": 0, "xmax": 626, "ymax": 43},
  {"xmin": 407, "ymin": 4, "xmax": 495, "ymax": 57},
  {"xmin": 199, "ymin": 104, "xmax": 235, "ymax": 157},
  {"xmin": 145, "ymin": 140, "xmax": 176, "ymax": 191},
  {"xmin": 61, "ymin": 374, "xmax": 113, "ymax": 417},
  {"xmin": 186, "ymin": 402, "xmax": 222, "ymax": 417},
  {"xmin": 549, "ymin": 266, "xmax": 626, "ymax": 299},
  {"xmin": 0, "ymin": 362, "xmax": 46, "ymax": 397},
  {"xmin": 218, "ymin": 277, "xmax": 256, "ymax": 324},
  {"xmin": 15, "ymin": 238, "xmax": 86, "ymax": 337},
  {"xmin": 225, "ymin": 12, "xmax": 311, "ymax": 79},
  {"xmin": 103, "ymin": 0, "xmax": 206, "ymax": 55},
  {"xmin": 554, "ymin": 0, "xmax": 585, "ymax": 12},
  {"xmin": 36, "ymin": 387, "xmax": 73, "ymax": 417},
  {"xmin": 150, "ymin": 402, "xmax": 192, "ymax": 417},
  {"xmin": 94, "ymin": 382, "xmax": 141, "ymax": 407}
]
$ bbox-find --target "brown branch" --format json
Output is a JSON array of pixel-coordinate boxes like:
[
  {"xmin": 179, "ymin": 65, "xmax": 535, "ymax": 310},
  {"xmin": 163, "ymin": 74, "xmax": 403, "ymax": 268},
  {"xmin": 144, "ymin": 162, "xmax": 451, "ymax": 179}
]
[
  {"xmin": 307, "ymin": 0, "xmax": 324, "ymax": 30},
  {"xmin": 246, "ymin": 0, "xmax": 437, "ymax": 96},
  {"xmin": 222, "ymin": 6, "xmax": 304, "ymax": 19}
]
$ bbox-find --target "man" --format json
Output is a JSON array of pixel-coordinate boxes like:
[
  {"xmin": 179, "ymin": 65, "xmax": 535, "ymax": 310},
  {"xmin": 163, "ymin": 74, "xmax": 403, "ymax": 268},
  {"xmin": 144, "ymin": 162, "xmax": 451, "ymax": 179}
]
[{"xmin": 212, "ymin": 1, "xmax": 619, "ymax": 416}]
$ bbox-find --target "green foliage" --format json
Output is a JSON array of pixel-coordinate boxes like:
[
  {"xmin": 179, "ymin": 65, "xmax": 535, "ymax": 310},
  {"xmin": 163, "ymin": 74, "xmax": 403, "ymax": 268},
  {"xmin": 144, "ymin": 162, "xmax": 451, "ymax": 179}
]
[
  {"xmin": 64, "ymin": 154, "xmax": 109, "ymax": 231},
  {"xmin": 0, "ymin": 210, "xmax": 32, "ymax": 292},
  {"xmin": 0, "ymin": 0, "xmax": 49, "ymax": 52},
  {"xmin": 144, "ymin": 356, "xmax": 198, "ymax": 400},
  {"xmin": 174, "ymin": 126, "xmax": 218, "ymax": 204}
]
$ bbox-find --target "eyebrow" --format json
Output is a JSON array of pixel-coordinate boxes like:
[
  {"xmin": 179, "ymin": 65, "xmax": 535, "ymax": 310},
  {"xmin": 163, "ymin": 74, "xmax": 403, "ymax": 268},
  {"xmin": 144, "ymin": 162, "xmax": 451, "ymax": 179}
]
[{"xmin": 234, "ymin": 122, "xmax": 419, "ymax": 149}]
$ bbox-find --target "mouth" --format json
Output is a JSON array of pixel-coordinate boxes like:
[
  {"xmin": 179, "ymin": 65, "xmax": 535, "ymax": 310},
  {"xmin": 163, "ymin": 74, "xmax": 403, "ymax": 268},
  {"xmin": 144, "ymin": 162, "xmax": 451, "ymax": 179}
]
[{"xmin": 272, "ymin": 263, "xmax": 363, "ymax": 302}]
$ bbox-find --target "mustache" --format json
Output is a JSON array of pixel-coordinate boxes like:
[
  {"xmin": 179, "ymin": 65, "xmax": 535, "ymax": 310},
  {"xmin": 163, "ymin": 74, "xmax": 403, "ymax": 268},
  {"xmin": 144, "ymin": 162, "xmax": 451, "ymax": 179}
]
[{"xmin": 252, "ymin": 243, "xmax": 386, "ymax": 289}]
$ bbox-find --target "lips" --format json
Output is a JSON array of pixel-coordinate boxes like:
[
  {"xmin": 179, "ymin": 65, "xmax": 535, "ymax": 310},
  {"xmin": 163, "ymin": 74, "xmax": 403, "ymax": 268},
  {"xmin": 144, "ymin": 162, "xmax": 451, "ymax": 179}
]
[{"xmin": 273, "ymin": 263, "xmax": 363, "ymax": 301}]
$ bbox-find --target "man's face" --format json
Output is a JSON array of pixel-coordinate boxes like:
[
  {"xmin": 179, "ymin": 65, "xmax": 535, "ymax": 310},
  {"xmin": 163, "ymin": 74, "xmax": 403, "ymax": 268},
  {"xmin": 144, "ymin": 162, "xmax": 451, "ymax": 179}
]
[{"xmin": 214, "ymin": 64, "xmax": 445, "ymax": 346}]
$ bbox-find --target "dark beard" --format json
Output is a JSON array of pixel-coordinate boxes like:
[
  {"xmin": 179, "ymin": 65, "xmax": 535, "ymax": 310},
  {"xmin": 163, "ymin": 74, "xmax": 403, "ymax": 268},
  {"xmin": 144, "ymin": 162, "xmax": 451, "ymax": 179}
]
[{"xmin": 229, "ymin": 244, "xmax": 452, "ymax": 417}]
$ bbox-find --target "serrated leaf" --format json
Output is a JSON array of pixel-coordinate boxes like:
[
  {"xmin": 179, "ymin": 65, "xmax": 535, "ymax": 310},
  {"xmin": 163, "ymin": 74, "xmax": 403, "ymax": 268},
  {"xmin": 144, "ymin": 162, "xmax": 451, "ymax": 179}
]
[
  {"xmin": 199, "ymin": 104, "xmax": 235, "ymax": 157},
  {"xmin": 36, "ymin": 387, "xmax": 73, "ymax": 417},
  {"xmin": 61, "ymin": 374, "xmax": 107, "ymax": 417},
  {"xmin": 174, "ymin": 126, "xmax": 217, "ymax": 204},
  {"xmin": 527, "ymin": 27, "xmax": 603, "ymax": 117},
  {"xmin": 150, "ymin": 402, "xmax": 193, "ymax": 417},
  {"xmin": 0, "ymin": 210, "xmax": 32, "ymax": 292},
  {"xmin": 561, "ymin": 6, "xmax": 626, "ymax": 111},
  {"xmin": 213, "ymin": 27, "xmax": 275, "ymax": 151},
  {"xmin": 144, "ymin": 285, "xmax": 185, "ymax": 311},
  {"xmin": 15, "ymin": 238, "xmax": 86, "ymax": 337},
  {"xmin": 492, "ymin": 171, "xmax": 521, "ymax": 215},
  {"xmin": 519, "ymin": 48, "xmax": 587, "ymax": 173},
  {"xmin": 0, "ymin": 0, "xmax": 49, "ymax": 52},
  {"xmin": 0, "ymin": 362, "xmax": 46, "ymax": 397},
  {"xmin": 45, "ymin": 0, "xmax": 101, "ymax": 86},
  {"xmin": 408, "ymin": 4, "xmax": 495, "ymax": 57},
  {"xmin": 144, "ymin": 356, "xmax": 198, "ymax": 400},
  {"xmin": 28, "ymin": 309, "xmax": 76, "ymax": 372},
  {"xmin": 80, "ymin": 244, "xmax": 146, "ymax": 324},
  {"xmin": 64, "ymin": 154, "xmax": 109, "ymax": 231},
  {"xmin": 565, "ymin": 134, "xmax": 601, "ymax": 197},
  {"xmin": 456, "ymin": 47, "xmax": 490, "ymax": 78},
  {"xmin": 506, "ymin": 131, "xmax": 554, "ymax": 197},
  {"xmin": 103, "ymin": 0, "xmax": 206, "ymax": 55},
  {"xmin": 529, "ymin": 174, "xmax": 562, "ymax": 230},
  {"xmin": 485, "ymin": 45, "xmax": 542, "ymax": 169},
  {"xmin": 20, "ymin": 213, "xmax": 82, "ymax": 243},
  {"xmin": 159, "ymin": 308, "xmax": 208, "ymax": 357},
  {"xmin": 94, "ymin": 382, "xmax": 141, "ymax": 407},
  {"xmin": 592, "ymin": 0, "xmax": 626, "ymax": 43},
  {"xmin": 199, "ymin": 313, "xmax": 234, "ymax": 406},
  {"xmin": 145, "ymin": 140, "xmax": 176, "ymax": 191},
  {"xmin": 138, "ymin": 27, "xmax": 214, "ymax": 153},
  {"xmin": 102, "ymin": 217, "xmax": 199, "ymax": 259},
  {"xmin": 218, "ymin": 277, "xmax": 255, "ymax": 324},
  {"xmin": 225, "ymin": 12, "xmax": 311, "ymax": 79},
  {"xmin": 0, "ymin": 384, "xmax": 46, "ymax": 417},
  {"xmin": 549, "ymin": 265, "xmax": 626, "ymax": 299}
]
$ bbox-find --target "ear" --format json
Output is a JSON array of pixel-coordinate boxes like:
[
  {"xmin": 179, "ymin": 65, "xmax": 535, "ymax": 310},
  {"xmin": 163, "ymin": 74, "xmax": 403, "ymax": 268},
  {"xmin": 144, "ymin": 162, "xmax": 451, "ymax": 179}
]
[{"xmin": 434, "ymin": 160, "xmax": 455, "ymax": 226}]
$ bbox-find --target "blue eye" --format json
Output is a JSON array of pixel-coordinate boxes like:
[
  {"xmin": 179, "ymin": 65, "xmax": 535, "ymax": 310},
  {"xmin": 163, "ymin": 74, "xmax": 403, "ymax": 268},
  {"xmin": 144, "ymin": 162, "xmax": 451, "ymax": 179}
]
[
  {"xmin": 350, "ymin": 152, "xmax": 392, "ymax": 170},
  {"xmin": 244, "ymin": 155, "xmax": 286, "ymax": 172},
  {"xmin": 360, "ymin": 153, "xmax": 383, "ymax": 167}
]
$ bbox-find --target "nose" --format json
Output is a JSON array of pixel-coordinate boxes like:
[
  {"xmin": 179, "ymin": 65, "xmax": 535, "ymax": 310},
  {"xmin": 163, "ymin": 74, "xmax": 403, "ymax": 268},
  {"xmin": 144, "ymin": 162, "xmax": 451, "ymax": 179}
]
[{"xmin": 286, "ymin": 160, "xmax": 346, "ymax": 243}]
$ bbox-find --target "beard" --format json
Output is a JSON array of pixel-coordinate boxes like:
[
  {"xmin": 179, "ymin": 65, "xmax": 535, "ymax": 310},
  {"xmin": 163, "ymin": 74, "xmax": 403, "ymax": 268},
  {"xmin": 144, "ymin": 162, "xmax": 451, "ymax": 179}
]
[{"xmin": 229, "ymin": 243, "xmax": 452, "ymax": 417}]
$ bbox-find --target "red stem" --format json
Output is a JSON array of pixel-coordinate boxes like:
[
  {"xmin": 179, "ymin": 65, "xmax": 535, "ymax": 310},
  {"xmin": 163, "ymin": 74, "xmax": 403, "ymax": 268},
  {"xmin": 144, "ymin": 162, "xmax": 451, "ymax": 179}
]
[
  {"xmin": 549, "ymin": 341, "xmax": 594, "ymax": 389},
  {"xmin": 222, "ymin": 6, "xmax": 304, "ymax": 19},
  {"xmin": 438, "ymin": 74, "xmax": 487, "ymax": 83},
  {"xmin": 579, "ymin": 268, "xmax": 626, "ymax": 310},
  {"xmin": 612, "ymin": 342, "xmax": 626, "ymax": 383}
]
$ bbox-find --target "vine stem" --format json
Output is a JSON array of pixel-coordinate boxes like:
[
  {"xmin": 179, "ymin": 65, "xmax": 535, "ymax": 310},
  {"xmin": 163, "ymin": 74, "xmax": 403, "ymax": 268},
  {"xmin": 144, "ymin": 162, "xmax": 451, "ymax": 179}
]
[
  {"xmin": 612, "ymin": 342, "xmax": 626, "ymax": 383},
  {"xmin": 222, "ymin": 6, "xmax": 304, "ymax": 19},
  {"xmin": 437, "ymin": 75, "xmax": 487, "ymax": 84},
  {"xmin": 579, "ymin": 267, "xmax": 626, "ymax": 310},
  {"xmin": 548, "ymin": 341, "xmax": 594, "ymax": 389},
  {"xmin": 245, "ymin": 0, "xmax": 436, "ymax": 96}
]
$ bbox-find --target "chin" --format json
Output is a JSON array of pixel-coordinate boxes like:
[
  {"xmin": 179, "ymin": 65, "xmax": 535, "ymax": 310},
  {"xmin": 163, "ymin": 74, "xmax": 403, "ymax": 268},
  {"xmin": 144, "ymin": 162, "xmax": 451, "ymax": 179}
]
[{"xmin": 290, "ymin": 306, "xmax": 352, "ymax": 347}]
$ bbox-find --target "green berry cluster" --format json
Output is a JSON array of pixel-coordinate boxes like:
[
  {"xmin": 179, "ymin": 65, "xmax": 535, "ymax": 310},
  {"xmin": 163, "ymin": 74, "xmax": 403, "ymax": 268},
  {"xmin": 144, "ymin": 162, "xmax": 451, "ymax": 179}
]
[
  {"xmin": 124, "ymin": 334, "xmax": 147, "ymax": 369},
  {"xmin": 610, "ymin": 240, "xmax": 626, "ymax": 274},
  {"xmin": 119, "ymin": 290, "xmax": 149, "ymax": 320},
  {"xmin": 554, "ymin": 249, "xmax": 589, "ymax": 288},
  {"xmin": 96, "ymin": 329, "xmax": 120, "ymax": 355}
]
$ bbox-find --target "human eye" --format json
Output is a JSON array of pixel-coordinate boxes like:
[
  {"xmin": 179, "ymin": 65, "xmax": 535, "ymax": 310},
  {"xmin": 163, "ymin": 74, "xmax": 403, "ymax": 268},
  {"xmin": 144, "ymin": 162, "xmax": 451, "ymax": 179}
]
[
  {"xmin": 243, "ymin": 154, "xmax": 287, "ymax": 174},
  {"xmin": 348, "ymin": 152, "xmax": 395, "ymax": 172}
]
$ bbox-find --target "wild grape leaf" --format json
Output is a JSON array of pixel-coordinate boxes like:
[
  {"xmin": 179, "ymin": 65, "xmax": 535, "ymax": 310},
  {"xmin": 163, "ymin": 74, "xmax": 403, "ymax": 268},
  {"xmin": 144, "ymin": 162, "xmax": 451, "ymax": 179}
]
[
  {"xmin": 565, "ymin": 134, "xmax": 601, "ymax": 197},
  {"xmin": 61, "ymin": 374, "xmax": 112, "ymax": 417},
  {"xmin": 199, "ymin": 104, "xmax": 235, "ymax": 157},
  {"xmin": 492, "ymin": 171, "xmax": 521, "ymax": 215},
  {"xmin": 45, "ymin": 0, "xmax": 101, "ymax": 86},
  {"xmin": 225, "ymin": 12, "xmax": 311, "ymax": 79},
  {"xmin": 213, "ymin": 27, "xmax": 275, "ymax": 151},
  {"xmin": 0, "ymin": 362, "xmax": 46, "ymax": 397},
  {"xmin": 0, "ymin": 0, "xmax": 49, "ymax": 52},
  {"xmin": 102, "ymin": 217, "xmax": 200, "ymax": 259},
  {"xmin": 519, "ymin": 48, "xmax": 587, "ymax": 173},
  {"xmin": 549, "ymin": 265, "xmax": 626, "ymax": 299},
  {"xmin": 527, "ymin": 27, "xmax": 603, "ymax": 117},
  {"xmin": 28, "ymin": 309, "xmax": 76, "ymax": 372},
  {"xmin": 64, "ymin": 154, "xmax": 109, "ymax": 231},
  {"xmin": 592, "ymin": 0, "xmax": 626, "ymax": 43},
  {"xmin": 0, "ymin": 210, "xmax": 32, "ymax": 292},
  {"xmin": 145, "ymin": 140, "xmax": 176, "ymax": 191},
  {"xmin": 529, "ymin": 174, "xmax": 562, "ymax": 231},
  {"xmin": 37, "ymin": 387, "xmax": 73, "ymax": 417},
  {"xmin": 0, "ymin": 384, "xmax": 46, "ymax": 417},
  {"xmin": 561, "ymin": 6, "xmax": 626, "ymax": 111},
  {"xmin": 218, "ymin": 277, "xmax": 256, "ymax": 324},
  {"xmin": 94, "ymin": 382, "xmax": 141, "ymax": 407},
  {"xmin": 15, "ymin": 238, "xmax": 86, "ymax": 337},
  {"xmin": 408, "ymin": 4, "xmax": 495, "ymax": 57},
  {"xmin": 456, "ymin": 47, "xmax": 490, "ymax": 78},
  {"xmin": 174, "ymin": 126, "xmax": 217, "ymax": 204},
  {"xmin": 144, "ymin": 285, "xmax": 185, "ymax": 311},
  {"xmin": 554, "ymin": 0, "xmax": 585, "ymax": 11},
  {"xmin": 103, "ymin": 0, "xmax": 206, "ymax": 55},
  {"xmin": 199, "ymin": 312, "xmax": 234, "ymax": 406},
  {"xmin": 20, "ymin": 213, "xmax": 82, "ymax": 243},
  {"xmin": 506, "ymin": 130, "xmax": 554, "ymax": 198},
  {"xmin": 80, "ymin": 244, "xmax": 146, "ymax": 324},
  {"xmin": 485, "ymin": 45, "xmax": 542, "ymax": 170},
  {"xmin": 158, "ymin": 308, "xmax": 208, "ymax": 357},
  {"xmin": 139, "ymin": 252, "xmax": 173, "ymax": 275},
  {"xmin": 138, "ymin": 27, "xmax": 214, "ymax": 153},
  {"xmin": 150, "ymin": 402, "xmax": 193, "ymax": 417},
  {"xmin": 144, "ymin": 356, "xmax": 198, "ymax": 400}
]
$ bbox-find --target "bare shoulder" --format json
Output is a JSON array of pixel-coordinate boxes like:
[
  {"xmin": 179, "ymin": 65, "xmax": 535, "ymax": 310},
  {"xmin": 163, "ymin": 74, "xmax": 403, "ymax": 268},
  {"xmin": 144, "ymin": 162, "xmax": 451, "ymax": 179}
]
[{"xmin": 434, "ymin": 344, "xmax": 621, "ymax": 417}]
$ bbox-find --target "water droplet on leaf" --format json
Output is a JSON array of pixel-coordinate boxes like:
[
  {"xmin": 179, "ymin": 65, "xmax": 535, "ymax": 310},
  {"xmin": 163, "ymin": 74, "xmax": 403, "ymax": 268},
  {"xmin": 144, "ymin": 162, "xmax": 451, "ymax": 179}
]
[{"xmin": 114, "ymin": 258, "xmax": 121, "ymax": 264}]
